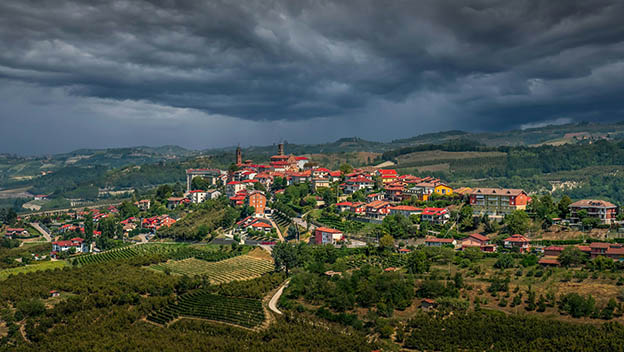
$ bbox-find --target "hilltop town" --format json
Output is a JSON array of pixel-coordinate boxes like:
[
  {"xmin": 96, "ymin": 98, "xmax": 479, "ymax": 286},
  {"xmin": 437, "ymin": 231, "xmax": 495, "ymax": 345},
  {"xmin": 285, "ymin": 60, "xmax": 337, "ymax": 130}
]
[{"xmin": 3, "ymin": 138, "xmax": 624, "ymax": 350}]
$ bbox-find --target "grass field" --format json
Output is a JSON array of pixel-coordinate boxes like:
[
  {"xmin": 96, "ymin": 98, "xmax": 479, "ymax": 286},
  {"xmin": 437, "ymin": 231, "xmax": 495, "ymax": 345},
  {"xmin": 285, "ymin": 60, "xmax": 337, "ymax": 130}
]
[
  {"xmin": 151, "ymin": 254, "xmax": 274, "ymax": 284},
  {"xmin": 0, "ymin": 260, "xmax": 68, "ymax": 280}
]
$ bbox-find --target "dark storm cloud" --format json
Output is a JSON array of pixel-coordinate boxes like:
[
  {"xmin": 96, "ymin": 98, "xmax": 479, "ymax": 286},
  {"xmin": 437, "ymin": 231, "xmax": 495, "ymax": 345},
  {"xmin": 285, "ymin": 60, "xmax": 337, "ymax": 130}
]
[{"xmin": 1, "ymin": 0, "xmax": 624, "ymax": 152}]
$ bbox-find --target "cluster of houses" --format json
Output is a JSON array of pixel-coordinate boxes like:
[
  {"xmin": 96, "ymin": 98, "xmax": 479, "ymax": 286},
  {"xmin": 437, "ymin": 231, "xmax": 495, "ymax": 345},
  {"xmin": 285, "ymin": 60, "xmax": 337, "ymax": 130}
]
[
  {"xmin": 539, "ymin": 242, "xmax": 624, "ymax": 266},
  {"xmin": 421, "ymin": 231, "xmax": 624, "ymax": 266},
  {"xmin": 178, "ymin": 144, "xmax": 623, "ymax": 249},
  {"xmin": 38, "ymin": 204, "xmax": 178, "ymax": 258},
  {"xmin": 3, "ymin": 227, "xmax": 31, "ymax": 239},
  {"xmin": 235, "ymin": 216, "xmax": 274, "ymax": 235}
]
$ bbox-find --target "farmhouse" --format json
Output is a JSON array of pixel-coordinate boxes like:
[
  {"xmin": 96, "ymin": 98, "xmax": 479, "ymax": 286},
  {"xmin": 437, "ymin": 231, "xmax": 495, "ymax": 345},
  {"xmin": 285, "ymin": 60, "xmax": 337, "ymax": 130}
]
[
  {"xmin": 365, "ymin": 200, "xmax": 391, "ymax": 220},
  {"xmin": 343, "ymin": 176, "xmax": 374, "ymax": 193},
  {"xmin": 388, "ymin": 205, "xmax": 422, "ymax": 218},
  {"xmin": 421, "ymin": 207, "xmax": 450, "ymax": 224},
  {"xmin": 461, "ymin": 233, "xmax": 494, "ymax": 252},
  {"xmin": 543, "ymin": 246, "xmax": 565, "ymax": 256},
  {"xmin": 503, "ymin": 234, "xmax": 531, "ymax": 253},
  {"xmin": 4, "ymin": 228, "xmax": 30, "ymax": 238},
  {"xmin": 52, "ymin": 237, "xmax": 89, "ymax": 254},
  {"xmin": 425, "ymin": 238, "xmax": 457, "ymax": 247},
  {"xmin": 315, "ymin": 227, "xmax": 344, "ymax": 245}
]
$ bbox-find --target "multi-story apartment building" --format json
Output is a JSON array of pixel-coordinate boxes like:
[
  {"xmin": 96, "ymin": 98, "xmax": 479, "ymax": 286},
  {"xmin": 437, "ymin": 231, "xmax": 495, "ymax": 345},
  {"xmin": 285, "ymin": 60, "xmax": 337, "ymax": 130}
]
[
  {"xmin": 569, "ymin": 199, "xmax": 617, "ymax": 225},
  {"xmin": 469, "ymin": 188, "xmax": 531, "ymax": 217}
]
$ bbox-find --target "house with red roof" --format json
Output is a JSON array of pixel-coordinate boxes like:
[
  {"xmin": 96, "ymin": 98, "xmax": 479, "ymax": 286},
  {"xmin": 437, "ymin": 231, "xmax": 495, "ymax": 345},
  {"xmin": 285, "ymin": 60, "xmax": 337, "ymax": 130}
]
[
  {"xmin": 589, "ymin": 242, "xmax": 624, "ymax": 259},
  {"xmin": 544, "ymin": 245, "xmax": 565, "ymax": 257},
  {"xmin": 461, "ymin": 233, "xmax": 494, "ymax": 252},
  {"xmin": 336, "ymin": 201, "xmax": 354, "ymax": 212},
  {"xmin": 289, "ymin": 170, "xmax": 311, "ymax": 185},
  {"xmin": 295, "ymin": 156, "xmax": 309, "ymax": 170},
  {"xmin": 425, "ymin": 238, "xmax": 457, "ymax": 248},
  {"xmin": 569, "ymin": 199, "xmax": 617, "ymax": 225},
  {"xmin": 365, "ymin": 200, "xmax": 391, "ymax": 220},
  {"xmin": 237, "ymin": 216, "xmax": 273, "ymax": 234},
  {"xmin": 376, "ymin": 169, "xmax": 398, "ymax": 184},
  {"xmin": 253, "ymin": 173, "xmax": 273, "ymax": 189},
  {"xmin": 4, "ymin": 228, "xmax": 29, "ymax": 239},
  {"xmin": 335, "ymin": 201, "xmax": 366, "ymax": 215},
  {"xmin": 462, "ymin": 233, "xmax": 489, "ymax": 245},
  {"xmin": 315, "ymin": 227, "xmax": 344, "ymax": 245},
  {"xmin": 226, "ymin": 180, "xmax": 246, "ymax": 197},
  {"xmin": 52, "ymin": 237, "xmax": 88, "ymax": 254},
  {"xmin": 389, "ymin": 205, "xmax": 422, "ymax": 218},
  {"xmin": 343, "ymin": 176, "xmax": 374, "ymax": 194},
  {"xmin": 328, "ymin": 171, "xmax": 342, "ymax": 182},
  {"xmin": 538, "ymin": 257, "xmax": 560, "ymax": 266},
  {"xmin": 312, "ymin": 167, "xmax": 330, "ymax": 178},
  {"xmin": 503, "ymin": 234, "xmax": 531, "ymax": 253},
  {"xmin": 421, "ymin": 207, "xmax": 450, "ymax": 224}
]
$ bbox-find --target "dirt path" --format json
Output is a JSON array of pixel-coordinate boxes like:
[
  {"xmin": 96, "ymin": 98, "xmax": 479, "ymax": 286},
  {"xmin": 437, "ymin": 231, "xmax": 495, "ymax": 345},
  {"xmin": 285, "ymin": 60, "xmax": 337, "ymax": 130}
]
[
  {"xmin": 268, "ymin": 280, "xmax": 290, "ymax": 315},
  {"xmin": 18, "ymin": 322, "xmax": 31, "ymax": 343}
]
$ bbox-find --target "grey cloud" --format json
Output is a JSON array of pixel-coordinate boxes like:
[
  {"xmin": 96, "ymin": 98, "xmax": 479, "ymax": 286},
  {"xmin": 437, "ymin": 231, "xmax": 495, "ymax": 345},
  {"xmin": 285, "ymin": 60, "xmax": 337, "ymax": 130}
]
[{"xmin": 1, "ymin": 0, "xmax": 624, "ymax": 153}]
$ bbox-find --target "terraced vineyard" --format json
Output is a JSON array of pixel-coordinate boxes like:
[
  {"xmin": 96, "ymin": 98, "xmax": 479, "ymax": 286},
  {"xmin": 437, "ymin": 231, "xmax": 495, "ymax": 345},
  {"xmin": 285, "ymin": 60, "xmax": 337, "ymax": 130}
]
[
  {"xmin": 146, "ymin": 291, "xmax": 265, "ymax": 328},
  {"xmin": 71, "ymin": 245, "xmax": 147, "ymax": 265},
  {"xmin": 72, "ymin": 244, "xmax": 235, "ymax": 266},
  {"xmin": 317, "ymin": 216, "xmax": 365, "ymax": 233},
  {"xmin": 272, "ymin": 211, "xmax": 292, "ymax": 228},
  {"xmin": 151, "ymin": 254, "xmax": 274, "ymax": 284}
]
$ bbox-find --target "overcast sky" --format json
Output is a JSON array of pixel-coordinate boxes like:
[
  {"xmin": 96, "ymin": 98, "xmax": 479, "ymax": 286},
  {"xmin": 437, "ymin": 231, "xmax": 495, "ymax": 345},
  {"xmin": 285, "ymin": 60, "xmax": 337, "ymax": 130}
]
[{"xmin": 1, "ymin": 1, "xmax": 624, "ymax": 154}]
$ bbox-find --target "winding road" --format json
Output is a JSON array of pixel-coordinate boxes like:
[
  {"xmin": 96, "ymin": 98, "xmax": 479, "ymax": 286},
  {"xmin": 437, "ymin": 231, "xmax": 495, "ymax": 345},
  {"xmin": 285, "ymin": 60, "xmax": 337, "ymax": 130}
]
[{"xmin": 268, "ymin": 280, "xmax": 290, "ymax": 315}]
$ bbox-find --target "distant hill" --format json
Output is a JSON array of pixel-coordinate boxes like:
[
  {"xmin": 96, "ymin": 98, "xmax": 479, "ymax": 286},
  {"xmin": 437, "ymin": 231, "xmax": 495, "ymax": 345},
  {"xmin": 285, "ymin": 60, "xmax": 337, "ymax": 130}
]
[{"xmin": 3, "ymin": 120, "xmax": 624, "ymax": 204}]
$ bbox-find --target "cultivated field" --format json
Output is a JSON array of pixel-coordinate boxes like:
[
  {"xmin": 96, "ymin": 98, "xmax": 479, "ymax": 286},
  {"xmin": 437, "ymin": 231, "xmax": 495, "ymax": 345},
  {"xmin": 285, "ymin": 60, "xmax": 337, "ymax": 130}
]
[
  {"xmin": 147, "ymin": 291, "xmax": 265, "ymax": 328},
  {"xmin": 151, "ymin": 254, "xmax": 274, "ymax": 284},
  {"xmin": 0, "ymin": 260, "xmax": 68, "ymax": 280}
]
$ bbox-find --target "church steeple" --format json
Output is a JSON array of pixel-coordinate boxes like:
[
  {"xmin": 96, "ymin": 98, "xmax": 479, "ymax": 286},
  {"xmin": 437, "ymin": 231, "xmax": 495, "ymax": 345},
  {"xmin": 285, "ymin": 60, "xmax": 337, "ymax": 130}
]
[{"xmin": 236, "ymin": 145, "xmax": 242, "ymax": 165}]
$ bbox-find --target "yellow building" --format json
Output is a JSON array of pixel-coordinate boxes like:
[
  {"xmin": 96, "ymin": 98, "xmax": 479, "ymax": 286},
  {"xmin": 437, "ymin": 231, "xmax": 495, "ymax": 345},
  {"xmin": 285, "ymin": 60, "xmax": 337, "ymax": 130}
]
[{"xmin": 434, "ymin": 184, "xmax": 453, "ymax": 196}]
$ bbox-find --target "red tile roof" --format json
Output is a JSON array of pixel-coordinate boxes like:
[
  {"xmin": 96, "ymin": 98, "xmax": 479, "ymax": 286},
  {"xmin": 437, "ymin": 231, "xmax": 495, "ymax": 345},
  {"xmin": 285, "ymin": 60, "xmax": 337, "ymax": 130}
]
[
  {"xmin": 570, "ymin": 199, "xmax": 617, "ymax": 208},
  {"xmin": 316, "ymin": 227, "xmax": 343, "ymax": 234},
  {"xmin": 538, "ymin": 258, "xmax": 560, "ymax": 265},
  {"xmin": 590, "ymin": 242, "xmax": 610, "ymax": 249},
  {"xmin": 468, "ymin": 233, "xmax": 489, "ymax": 242},
  {"xmin": 504, "ymin": 234, "xmax": 530, "ymax": 243},
  {"xmin": 426, "ymin": 238, "xmax": 455, "ymax": 243},
  {"xmin": 471, "ymin": 188, "xmax": 526, "ymax": 196},
  {"xmin": 389, "ymin": 205, "xmax": 422, "ymax": 211},
  {"xmin": 544, "ymin": 245, "xmax": 565, "ymax": 251}
]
